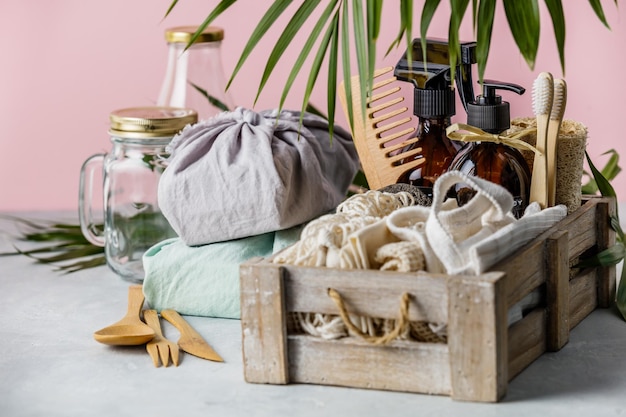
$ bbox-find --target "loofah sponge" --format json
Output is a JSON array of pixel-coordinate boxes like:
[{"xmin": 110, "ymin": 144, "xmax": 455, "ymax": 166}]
[{"xmin": 508, "ymin": 118, "xmax": 587, "ymax": 214}]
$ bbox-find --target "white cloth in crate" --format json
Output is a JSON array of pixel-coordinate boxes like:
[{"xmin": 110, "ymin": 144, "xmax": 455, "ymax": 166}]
[
  {"xmin": 387, "ymin": 171, "xmax": 568, "ymax": 275},
  {"xmin": 158, "ymin": 107, "xmax": 360, "ymax": 246}
]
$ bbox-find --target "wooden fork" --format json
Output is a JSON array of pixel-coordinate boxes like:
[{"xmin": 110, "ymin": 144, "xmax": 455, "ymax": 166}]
[
  {"xmin": 338, "ymin": 67, "xmax": 420, "ymax": 190},
  {"xmin": 143, "ymin": 309, "xmax": 180, "ymax": 367}
]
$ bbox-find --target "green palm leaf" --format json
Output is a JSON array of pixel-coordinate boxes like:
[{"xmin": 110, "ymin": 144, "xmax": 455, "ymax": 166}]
[
  {"xmin": 341, "ymin": 0, "xmax": 354, "ymax": 131},
  {"xmin": 544, "ymin": 0, "xmax": 566, "ymax": 74},
  {"xmin": 278, "ymin": 0, "xmax": 339, "ymax": 112},
  {"xmin": 352, "ymin": 0, "xmax": 369, "ymax": 123},
  {"xmin": 255, "ymin": 0, "xmax": 322, "ymax": 105},
  {"xmin": 386, "ymin": 0, "xmax": 414, "ymax": 57},
  {"xmin": 588, "ymin": 0, "xmax": 611, "ymax": 28},
  {"xmin": 582, "ymin": 149, "xmax": 621, "ymax": 194},
  {"xmin": 420, "ymin": 0, "xmax": 442, "ymax": 70},
  {"xmin": 189, "ymin": 82, "xmax": 231, "ymax": 112},
  {"xmin": 226, "ymin": 0, "xmax": 293, "ymax": 91},
  {"xmin": 448, "ymin": 0, "xmax": 471, "ymax": 82},
  {"xmin": 475, "ymin": 0, "xmax": 496, "ymax": 82},
  {"xmin": 327, "ymin": 10, "xmax": 340, "ymax": 141},
  {"xmin": 300, "ymin": 10, "xmax": 340, "ymax": 123},
  {"xmin": 366, "ymin": 0, "xmax": 383, "ymax": 98},
  {"xmin": 583, "ymin": 151, "xmax": 625, "ymax": 320},
  {"xmin": 503, "ymin": 0, "xmax": 540, "ymax": 69},
  {"xmin": 163, "ymin": 0, "xmax": 179, "ymax": 19},
  {"xmin": 185, "ymin": 0, "xmax": 237, "ymax": 51}
]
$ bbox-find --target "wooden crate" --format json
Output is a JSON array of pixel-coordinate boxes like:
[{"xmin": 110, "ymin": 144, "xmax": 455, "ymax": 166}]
[{"xmin": 239, "ymin": 196, "xmax": 616, "ymax": 402}]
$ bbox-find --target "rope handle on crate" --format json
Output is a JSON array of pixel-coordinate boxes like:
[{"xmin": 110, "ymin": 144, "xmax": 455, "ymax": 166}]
[{"xmin": 326, "ymin": 288, "xmax": 411, "ymax": 345}]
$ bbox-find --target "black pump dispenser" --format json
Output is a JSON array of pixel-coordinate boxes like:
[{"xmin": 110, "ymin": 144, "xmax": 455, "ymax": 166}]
[
  {"xmin": 392, "ymin": 39, "xmax": 477, "ymax": 193},
  {"xmin": 467, "ymin": 80, "xmax": 525, "ymax": 133},
  {"xmin": 448, "ymin": 79, "xmax": 531, "ymax": 218}
]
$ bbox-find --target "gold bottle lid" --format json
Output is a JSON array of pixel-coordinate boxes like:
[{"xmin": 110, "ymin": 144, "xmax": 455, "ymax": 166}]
[
  {"xmin": 109, "ymin": 107, "xmax": 197, "ymax": 138},
  {"xmin": 164, "ymin": 26, "xmax": 224, "ymax": 44}
]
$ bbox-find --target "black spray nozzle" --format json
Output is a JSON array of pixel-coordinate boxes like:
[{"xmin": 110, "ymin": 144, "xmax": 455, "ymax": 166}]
[
  {"xmin": 393, "ymin": 38, "xmax": 477, "ymax": 116},
  {"xmin": 467, "ymin": 80, "xmax": 525, "ymax": 133},
  {"xmin": 455, "ymin": 41, "xmax": 477, "ymax": 112}
]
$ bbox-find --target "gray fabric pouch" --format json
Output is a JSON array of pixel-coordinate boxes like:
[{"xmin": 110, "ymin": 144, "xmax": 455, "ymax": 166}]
[{"xmin": 158, "ymin": 107, "xmax": 360, "ymax": 246}]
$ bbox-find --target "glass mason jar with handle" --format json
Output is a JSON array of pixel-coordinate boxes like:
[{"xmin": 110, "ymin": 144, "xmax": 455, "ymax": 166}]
[{"xmin": 79, "ymin": 107, "xmax": 197, "ymax": 282}]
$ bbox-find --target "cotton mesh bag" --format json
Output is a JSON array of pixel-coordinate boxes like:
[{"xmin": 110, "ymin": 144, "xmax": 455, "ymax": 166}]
[{"xmin": 158, "ymin": 107, "xmax": 360, "ymax": 246}]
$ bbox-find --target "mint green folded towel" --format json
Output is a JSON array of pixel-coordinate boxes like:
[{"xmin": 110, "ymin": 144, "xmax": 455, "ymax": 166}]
[{"xmin": 142, "ymin": 226, "xmax": 302, "ymax": 319}]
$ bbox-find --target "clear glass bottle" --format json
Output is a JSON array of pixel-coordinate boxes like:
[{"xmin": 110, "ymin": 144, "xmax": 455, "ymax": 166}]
[
  {"xmin": 79, "ymin": 107, "xmax": 197, "ymax": 282},
  {"xmin": 157, "ymin": 26, "xmax": 234, "ymax": 120}
]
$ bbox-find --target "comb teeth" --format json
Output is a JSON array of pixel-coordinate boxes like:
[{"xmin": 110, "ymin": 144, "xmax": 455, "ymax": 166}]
[
  {"xmin": 338, "ymin": 67, "xmax": 420, "ymax": 189},
  {"xmin": 532, "ymin": 72, "xmax": 554, "ymax": 116},
  {"xmin": 365, "ymin": 68, "xmax": 415, "ymax": 150},
  {"xmin": 550, "ymin": 79, "xmax": 567, "ymax": 120}
]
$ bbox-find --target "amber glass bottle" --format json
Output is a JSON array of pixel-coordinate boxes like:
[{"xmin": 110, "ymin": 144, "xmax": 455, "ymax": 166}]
[
  {"xmin": 394, "ymin": 88, "xmax": 458, "ymax": 198},
  {"xmin": 447, "ymin": 81, "xmax": 531, "ymax": 218},
  {"xmin": 397, "ymin": 115, "xmax": 457, "ymax": 189}
]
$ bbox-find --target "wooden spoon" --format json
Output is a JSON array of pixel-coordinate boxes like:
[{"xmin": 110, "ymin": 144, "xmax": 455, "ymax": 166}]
[{"xmin": 93, "ymin": 285, "xmax": 155, "ymax": 345}]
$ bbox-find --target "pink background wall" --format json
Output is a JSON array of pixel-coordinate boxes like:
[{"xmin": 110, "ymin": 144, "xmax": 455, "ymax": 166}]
[{"xmin": 0, "ymin": 1, "xmax": 624, "ymax": 212}]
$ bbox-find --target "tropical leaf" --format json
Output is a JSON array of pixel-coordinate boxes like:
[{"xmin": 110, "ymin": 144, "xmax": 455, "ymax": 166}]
[
  {"xmin": 586, "ymin": 151, "xmax": 619, "ymax": 201},
  {"xmin": 420, "ymin": 0, "xmax": 442, "ymax": 70},
  {"xmin": 278, "ymin": 0, "xmax": 339, "ymax": 112},
  {"xmin": 503, "ymin": 0, "xmax": 540, "ymax": 69},
  {"xmin": 582, "ymin": 149, "xmax": 621, "ymax": 194},
  {"xmin": 254, "ymin": 0, "xmax": 321, "ymax": 105},
  {"xmin": 189, "ymin": 82, "xmax": 231, "ymax": 112},
  {"xmin": 544, "ymin": 0, "xmax": 566, "ymax": 74},
  {"xmin": 300, "ymin": 10, "xmax": 339, "ymax": 124},
  {"xmin": 448, "ymin": 0, "xmax": 471, "ymax": 82},
  {"xmin": 402, "ymin": 0, "xmax": 414, "ymax": 68},
  {"xmin": 353, "ymin": 0, "xmax": 369, "ymax": 123},
  {"xmin": 341, "ymin": 0, "xmax": 354, "ymax": 131},
  {"xmin": 163, "ymin": 0, "xmax": 179, "ymax": 19},
  {"xmin": 475, "ymin": 0, "xmax": 497, "ymax": 82},
  {"xmin": 588, "ymin": 0, "xmax": 611, "ymax": 28},
  {"xmin": 366, "ymin": 0, "xmax": 383, "ymax": 97},
  {"xmin": 185, "ymin": 0, "xmax": 237, "ymax": 51},
  {"xmin": 472, "ymin": 0, "xmax": 479, "ymax": 31},
  {"xmin": 574, "ymin": 243, "xmax": 625, "ymax": 268},
  {"xmin": 225, "ymin": 0, "xmax": 293, "ymax": 90},
  {"xmin": 327, "ymin": 10, "xmax": 340, "ymax": 141},
  {"xmin": 581, "ymin": 150, "xmax": 625, "ymax": 320},
  {"xmin": 386, "ymin": 0, "xmax": 408, "ymax": 56}
]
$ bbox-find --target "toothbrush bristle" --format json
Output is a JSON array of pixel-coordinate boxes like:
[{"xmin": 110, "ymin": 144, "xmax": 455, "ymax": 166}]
[
  {"xmin": 550, "ymin": 80, "xmax": 567, "ymax": 120},
  {"xmin": 532, "ymin": 76, "xmax": 553, "ymax": 116}
]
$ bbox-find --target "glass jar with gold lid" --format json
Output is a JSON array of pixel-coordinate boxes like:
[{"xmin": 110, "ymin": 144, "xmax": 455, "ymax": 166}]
[
  {"xmin": 79, "ymin": 106, "xmax": 197, "ymax": 282},
  {"xmin": 157, "ymin": 26, "xmax": 234, "ymax": 120}
]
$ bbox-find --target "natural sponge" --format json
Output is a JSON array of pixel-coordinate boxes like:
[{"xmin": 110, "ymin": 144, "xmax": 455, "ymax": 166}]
[{"xmin": 508, "ymin": 118, "xmax": 587, "ymax": 214}]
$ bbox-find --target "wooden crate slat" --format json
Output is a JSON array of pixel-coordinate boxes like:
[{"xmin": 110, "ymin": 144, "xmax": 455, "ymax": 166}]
[
  {"xmin": 447, "ymin": 272, "xmax": 508, "ymax": 402},
  {"xmin": 240, "ymin": 261, "xmax": 289, "ymax": 384},
  {"xmin": 283, "ymin": 266, "xmax": 448, "ymax": 323},
  {"xmin": 507, "ymin": 309, "xmax": 546, "ymax": 379},
  {"xmin": 569, "ymin": 269, "xmax": 598, "ymax": 329},
  {"xmin": 288, "ymin": 335, "xmax": 451, "ymax": 395},
  {"xmin": 595, "ymin": 198, "xmax": 617, "ymax": 307},
  {"xmin": 545, "ymin": 230, "xmax": 570, "ymax": 351}
]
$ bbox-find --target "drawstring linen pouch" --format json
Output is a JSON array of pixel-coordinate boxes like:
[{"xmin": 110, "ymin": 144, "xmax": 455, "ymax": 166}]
[{"xmin": 158, "ymin": 107, "xmax": 360, "ymax": 246}]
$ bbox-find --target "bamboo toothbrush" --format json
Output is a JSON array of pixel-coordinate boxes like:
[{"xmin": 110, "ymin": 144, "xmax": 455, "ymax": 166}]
[
  {"xmin": 547, "ymin": 79, "xmax": 567, "ymax": 207},
  {"xmin": 529, "ymin": 72, "xmax": 554, "ymax": 209}
]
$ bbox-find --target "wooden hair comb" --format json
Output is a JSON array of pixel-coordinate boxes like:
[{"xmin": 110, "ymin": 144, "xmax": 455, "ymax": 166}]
[{"xmin": 338, "ymin": 67, "xmax": 422, "ymax": 190}]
